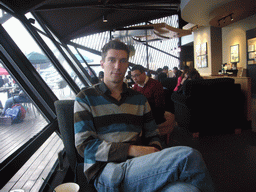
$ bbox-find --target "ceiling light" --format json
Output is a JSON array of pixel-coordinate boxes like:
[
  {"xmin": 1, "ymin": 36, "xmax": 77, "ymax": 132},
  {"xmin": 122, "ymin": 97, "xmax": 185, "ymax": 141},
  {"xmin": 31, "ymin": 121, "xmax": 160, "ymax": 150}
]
[
  {"xmin": 231, "ymin": 14, "xmax": 234, "ymax": 21},
  {"xmin": 103, "ymin": 15, "xmax": 108, "ymax": 23}
]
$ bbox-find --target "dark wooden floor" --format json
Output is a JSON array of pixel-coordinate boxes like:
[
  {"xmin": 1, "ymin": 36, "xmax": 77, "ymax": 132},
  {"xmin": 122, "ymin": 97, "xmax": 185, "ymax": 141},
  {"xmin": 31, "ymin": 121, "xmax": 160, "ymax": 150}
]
[
  {"xmin": 165, "ymin": 96, "xmax": 256, "ymax": 192},
  {"xmin": 168, "ymin": 128, "xmax": 256, "ymax": 192}
]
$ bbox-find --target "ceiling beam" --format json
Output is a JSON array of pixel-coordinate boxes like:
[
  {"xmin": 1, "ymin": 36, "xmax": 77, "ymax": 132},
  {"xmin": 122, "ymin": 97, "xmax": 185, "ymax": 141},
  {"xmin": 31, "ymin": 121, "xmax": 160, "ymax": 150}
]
[{"xmin": 34, "ymin": 2, "xmax": 179, "ymax": 12}]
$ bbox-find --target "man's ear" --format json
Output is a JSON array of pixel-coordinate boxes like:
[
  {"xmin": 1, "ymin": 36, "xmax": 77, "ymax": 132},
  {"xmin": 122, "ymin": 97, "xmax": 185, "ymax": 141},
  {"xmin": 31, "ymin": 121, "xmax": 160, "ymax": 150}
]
[{"xmin": 100, "ymin": 60, "xmax": 104, "ymax": 69}]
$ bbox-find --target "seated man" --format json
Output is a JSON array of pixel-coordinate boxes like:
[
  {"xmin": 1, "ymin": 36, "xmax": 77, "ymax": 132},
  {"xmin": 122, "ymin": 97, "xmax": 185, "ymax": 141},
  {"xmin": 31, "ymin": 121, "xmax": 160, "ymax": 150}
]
[
  {"xmin": 131, "ymin": 65, "xmax": 165, "ymax": 125},
  {"xmin": 74, "ymin": 40, "xmax": 215, "ymax": 192},
  {"xmin": 2, "ymin": 90, "xmax": 29, "ymax": 115},
  {"xmin": 0, "ymin": 76, "xmax": 4, "ymax": 87}
]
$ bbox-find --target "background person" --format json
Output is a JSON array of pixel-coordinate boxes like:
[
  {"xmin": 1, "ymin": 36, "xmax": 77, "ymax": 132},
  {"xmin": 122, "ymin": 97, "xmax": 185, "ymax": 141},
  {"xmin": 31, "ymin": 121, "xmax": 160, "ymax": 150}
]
[
  {"xmin": 131, "ymin": 65, "xmax": 165, "ymax": 125},
  {"xmin": 1, "ymin": 90, "xmax": 29, "ymax": 116},
  {"xmin": 174, "ymin": 66, "xmax": 190, "ymax": 92},
  {"xmin": 0, "ymin": 76, "xmax": 4, "ymax": 88},
  {"xmin": 163, "ymin": 66, "xmax": 174, "ymax": 78},
  {"xmin": 125, "ymin": 70, "xmax": 134, "ymax": 88}
]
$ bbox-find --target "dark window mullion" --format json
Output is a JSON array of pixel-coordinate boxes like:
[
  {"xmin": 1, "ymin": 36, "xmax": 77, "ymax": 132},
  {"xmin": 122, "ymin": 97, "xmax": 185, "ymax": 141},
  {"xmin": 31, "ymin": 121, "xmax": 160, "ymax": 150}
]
[
  {"xmin": 17, "ymin": 13, "xmax": 80, "ymax": 94},
  {"xmin": 32, "ymin": 12, "xmax": 90, "ymax": 89},
  {"xmin": 0, "ymin": 24, "xmax": 57, "ymax": 120},
  {"xmin": 62, "ymin": 44, "xmax": 92, "ymax": 85}
]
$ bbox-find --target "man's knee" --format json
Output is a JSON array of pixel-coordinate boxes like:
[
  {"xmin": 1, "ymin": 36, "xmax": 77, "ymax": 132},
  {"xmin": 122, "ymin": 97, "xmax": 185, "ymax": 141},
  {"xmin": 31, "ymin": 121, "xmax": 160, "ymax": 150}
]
[
  {"xmin": 163, "ymin": 146, "xmax": 201, "ymax": 158},
  {"xmin": 161, "ymin": 146, "xmax": 205, "ymax": 168},
  {"xmin": 98, "ymin": 163, "xmax": 125, "ymax": 187},
  {"xmin": 181, "ymin": 147, "xmax": 202, "ymax": 159}
]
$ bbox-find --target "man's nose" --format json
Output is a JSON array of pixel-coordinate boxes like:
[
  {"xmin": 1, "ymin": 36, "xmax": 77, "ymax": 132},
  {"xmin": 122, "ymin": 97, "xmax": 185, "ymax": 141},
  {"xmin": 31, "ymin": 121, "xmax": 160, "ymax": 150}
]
[{"xmin": 114, "ymin": 60, "xmax": 122, "ymax": 69}]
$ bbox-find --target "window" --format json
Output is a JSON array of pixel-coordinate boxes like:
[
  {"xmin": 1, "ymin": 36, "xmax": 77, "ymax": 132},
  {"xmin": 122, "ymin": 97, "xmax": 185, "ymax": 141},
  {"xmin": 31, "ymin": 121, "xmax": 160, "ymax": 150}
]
[
  {"xmin": 0, "ymin": 9, "xmax": 65, "ymax": 191},
  {"xmin": 0, "ymin": 57, "xmax": 48, "ymax": 163},
  {"xmin": 2, "ymin": 14, "xmax": 78, "ymax": 100}
]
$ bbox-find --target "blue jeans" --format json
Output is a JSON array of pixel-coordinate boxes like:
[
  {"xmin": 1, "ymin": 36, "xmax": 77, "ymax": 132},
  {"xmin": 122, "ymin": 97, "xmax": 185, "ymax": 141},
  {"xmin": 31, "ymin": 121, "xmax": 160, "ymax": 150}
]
[{"xmin": 94, "ymin": 146, "xmax": 214, "ymax": 192}]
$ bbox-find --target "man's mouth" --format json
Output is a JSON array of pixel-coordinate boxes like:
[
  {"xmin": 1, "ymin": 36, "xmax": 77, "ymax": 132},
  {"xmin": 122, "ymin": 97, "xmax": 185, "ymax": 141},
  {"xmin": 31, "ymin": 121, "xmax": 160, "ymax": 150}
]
[{"xmin": 112, "ymin": 72, "xmax": 122, "ymax": 76}]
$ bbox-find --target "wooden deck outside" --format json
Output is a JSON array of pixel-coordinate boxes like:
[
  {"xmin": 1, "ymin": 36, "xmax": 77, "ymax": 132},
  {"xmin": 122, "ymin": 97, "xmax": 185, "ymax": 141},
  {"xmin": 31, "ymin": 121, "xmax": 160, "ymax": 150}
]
[
  {"xmin": 0, "ymin": 108, "xmax": 64, "ymax": 191},
  {"xmin": 0, "ymin": 110, "xmax": 48, "ymax": 163}
]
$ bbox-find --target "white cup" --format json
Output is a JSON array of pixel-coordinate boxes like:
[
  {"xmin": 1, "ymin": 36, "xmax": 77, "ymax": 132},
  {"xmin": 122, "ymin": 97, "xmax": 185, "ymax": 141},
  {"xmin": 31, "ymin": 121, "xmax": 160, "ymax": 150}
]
[{"xmin": 54, "ymin": 182, "xmax": 80, "ymax": 192}]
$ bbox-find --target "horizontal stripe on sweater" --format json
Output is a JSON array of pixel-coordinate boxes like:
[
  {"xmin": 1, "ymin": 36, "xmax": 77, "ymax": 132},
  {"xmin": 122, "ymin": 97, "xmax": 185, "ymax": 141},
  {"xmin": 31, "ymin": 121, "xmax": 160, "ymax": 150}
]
[{"xmin": 76, "ymin": 90, "xmax": 147, "ymax": 106}]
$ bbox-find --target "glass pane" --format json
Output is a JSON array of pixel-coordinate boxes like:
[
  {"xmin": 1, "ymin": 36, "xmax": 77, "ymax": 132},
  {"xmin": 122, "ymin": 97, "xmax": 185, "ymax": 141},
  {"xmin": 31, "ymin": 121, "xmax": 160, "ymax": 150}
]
[
  {"xmin": 69, "ymin": 46, "xmax": 101, "ymax": 79},
  {"xmin": 0, "ymin": 63, "xmax": 48, "ymax": 164},
  {"xmin": 77, "ymin": 48, "xmax": 101, "ymax": 65},
  {"xmin": 59, "ymin": 45, "xmax": 85, "ymax": 89},
  {"xmin": 26, "ymin": 11, "xmax": 94, "ymax": 89},
  {"xmin": 39, "ymin": 34, "xmax": 78, "ymax": 98},
  {"xmin": 91, "ymin": 65, "xmax": 104, "ymax": 82},
  {"xmin": 2, "ymin": 13, "xmax": 75, "ymax": 100}
]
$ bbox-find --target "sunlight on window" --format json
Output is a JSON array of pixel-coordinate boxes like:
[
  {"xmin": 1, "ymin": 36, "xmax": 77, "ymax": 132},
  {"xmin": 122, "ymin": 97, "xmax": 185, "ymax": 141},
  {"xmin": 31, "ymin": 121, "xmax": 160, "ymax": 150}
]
[
  {"xmin": 68, "ymin": 45, "xmax": 103, "ymax": 80},
  {"xmin": 2, "ymin": 14, "xmax": 77, "ymax": 100}
]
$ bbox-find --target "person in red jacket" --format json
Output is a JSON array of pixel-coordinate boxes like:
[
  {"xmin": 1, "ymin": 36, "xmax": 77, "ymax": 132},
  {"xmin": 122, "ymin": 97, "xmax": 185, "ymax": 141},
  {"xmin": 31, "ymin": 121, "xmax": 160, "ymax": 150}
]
[{"xmin": 131, "ymin": 65, "xmax": 165, "ymax": 125}]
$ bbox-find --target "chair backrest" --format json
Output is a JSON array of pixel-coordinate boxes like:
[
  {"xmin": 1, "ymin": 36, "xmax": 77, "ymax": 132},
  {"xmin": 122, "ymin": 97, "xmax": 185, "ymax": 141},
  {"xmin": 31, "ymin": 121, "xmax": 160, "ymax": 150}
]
[
  {"xmin": 54, "ymin": 100, "xmax": 83, "ymax": 172},
  {"xmin": 55, "ymin": 100, "xmax": 97, "ymax": 192},
  {"xmin": 182, "ymin": 78, "xmax": 235, "ymax": 96}
]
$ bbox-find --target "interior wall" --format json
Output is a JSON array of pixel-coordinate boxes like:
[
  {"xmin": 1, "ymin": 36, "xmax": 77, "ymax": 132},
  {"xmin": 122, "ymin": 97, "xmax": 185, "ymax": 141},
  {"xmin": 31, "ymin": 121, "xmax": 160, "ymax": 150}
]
[
  {"xmin": 180, "ymin": 44, "xmax": 194, "ymax": 69},
  {"xmin": 211, "ymin": 26, "xmax": 222, "ymax": 75},
  {"xmin": 222, "ymin": 14, "xmax": 256, "ymax": 69},
  {"xmin": 193, "ymin": 26, "xmax": 222, "ymax": 76},
  {"xmin": 194, "ymin": 26, "xmax": 212, "ymax": 76},
  {"xmin": 194, "ymin": 13, "xmax": 256, "ymax": 76}
]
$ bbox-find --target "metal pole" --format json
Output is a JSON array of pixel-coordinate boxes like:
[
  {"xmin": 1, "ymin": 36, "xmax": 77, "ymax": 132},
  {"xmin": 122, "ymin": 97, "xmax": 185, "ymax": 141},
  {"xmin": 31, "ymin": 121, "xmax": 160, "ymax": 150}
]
[{"xmin": 145, "ymin": 29, "xmax": 149, "ymax": 70}]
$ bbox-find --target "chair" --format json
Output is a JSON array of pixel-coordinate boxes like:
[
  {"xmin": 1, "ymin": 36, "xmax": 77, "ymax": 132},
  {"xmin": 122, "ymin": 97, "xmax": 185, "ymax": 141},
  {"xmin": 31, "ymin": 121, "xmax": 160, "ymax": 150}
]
[
  {"xmin": 21, "ymin": 101, "xmax": 37, "ymax": 118},
  {"xmin": 171, "ymin": 78, "xmax": 247, "ymax": 136},
  {"xmin": 54, "ymin": 100, "xmax": 96, "ymax": 192}
]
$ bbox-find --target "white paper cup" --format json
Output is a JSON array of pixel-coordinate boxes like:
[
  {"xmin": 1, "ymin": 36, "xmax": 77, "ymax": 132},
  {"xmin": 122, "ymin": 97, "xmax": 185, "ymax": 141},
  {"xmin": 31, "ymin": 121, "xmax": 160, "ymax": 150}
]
[{"xmin": 54, "ymin": 182, "xmax": 80, "ymax": 192}]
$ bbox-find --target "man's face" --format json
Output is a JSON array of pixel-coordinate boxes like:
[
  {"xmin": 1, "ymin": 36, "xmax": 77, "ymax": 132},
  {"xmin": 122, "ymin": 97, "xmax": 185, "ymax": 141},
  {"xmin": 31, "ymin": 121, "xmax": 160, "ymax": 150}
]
[
  {"xmin": 100, "ymin": 49, "xmax": 129, "ymax": 84},
  {"xmin": 131, "ymin": 69, "xmax": 146, "ymax": 85}
]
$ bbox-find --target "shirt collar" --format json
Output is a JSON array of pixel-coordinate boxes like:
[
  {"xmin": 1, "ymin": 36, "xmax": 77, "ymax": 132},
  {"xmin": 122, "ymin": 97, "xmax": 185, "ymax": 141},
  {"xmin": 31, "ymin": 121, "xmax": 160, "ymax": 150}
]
[
  {"xmin": 98, "ymin": 82, "xmax": 130, "ymax": 95},
  {"xmin": 138, "ymin": 76, "xmax": 149, "ymax": 88}
]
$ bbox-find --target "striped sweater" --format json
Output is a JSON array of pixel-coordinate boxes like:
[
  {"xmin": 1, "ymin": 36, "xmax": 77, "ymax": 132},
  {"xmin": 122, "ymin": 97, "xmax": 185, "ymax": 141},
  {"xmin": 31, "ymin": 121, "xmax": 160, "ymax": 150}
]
[{"xmin": 74, "ymin": 82, "xmax": 162, "ymax": 182}]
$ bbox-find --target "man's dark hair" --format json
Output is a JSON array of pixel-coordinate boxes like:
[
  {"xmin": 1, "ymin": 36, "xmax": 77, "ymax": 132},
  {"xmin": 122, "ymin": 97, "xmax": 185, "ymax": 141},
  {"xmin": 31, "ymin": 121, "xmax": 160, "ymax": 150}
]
[
  {"xmin": 188, "ymin": 68, "xmax": 202, "ymax": 79},
  {"xmin": 131, "ymin": 65, "xmax": 146, "ymax": 74},
  {"xmin": 101, "ymin": 40, "xmax": 130, "ymax": 61},
  {"xmin": 156, "ymin": 68, "xmax": 163, "ymax": 74},
  {"xmin": 163, "ymin": 66, "xmax": 169, "ymax": 70},
  {"xmin": 173, "ymin": 67, "xmax": 178, "ymax": 70},
  {"xmin": 158, "ymin": 72, "xmax": 167, "ymax": 83}
]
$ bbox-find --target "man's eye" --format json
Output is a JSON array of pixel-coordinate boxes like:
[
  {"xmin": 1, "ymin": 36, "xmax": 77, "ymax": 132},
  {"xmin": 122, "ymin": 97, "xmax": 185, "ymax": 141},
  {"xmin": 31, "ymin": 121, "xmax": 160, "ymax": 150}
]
[
  {"xmin": 109, "ymin": 59, "xmax": 115, "ymax": 62},
  {"xmin": 120, "ymin": 59, "xmax": 128, "ymax": 63}
]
